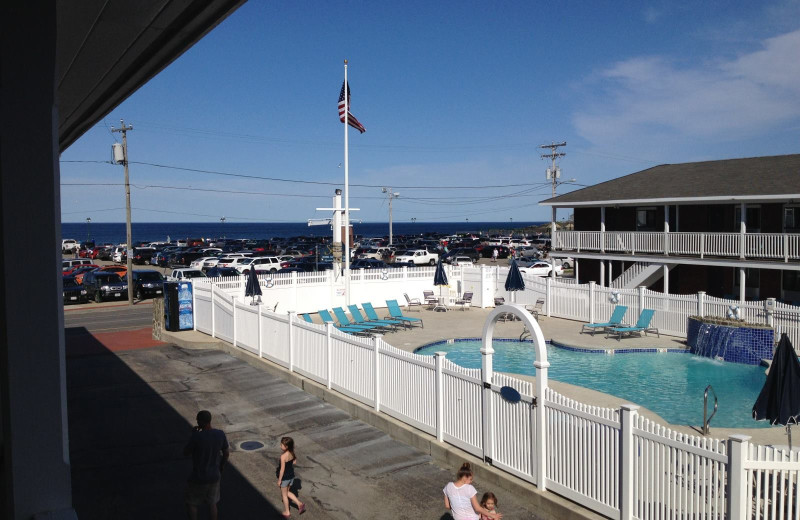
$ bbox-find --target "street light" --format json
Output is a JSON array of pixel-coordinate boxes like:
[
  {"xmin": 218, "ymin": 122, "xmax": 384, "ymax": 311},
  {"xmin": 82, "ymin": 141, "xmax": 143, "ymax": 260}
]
[
  {"xmin": 220, "ymin": 216, "xmax": 226, "ymax": 238},
  {"xmin": 85, "ymin": 217, "xmax": 91, "ymax": 243}
]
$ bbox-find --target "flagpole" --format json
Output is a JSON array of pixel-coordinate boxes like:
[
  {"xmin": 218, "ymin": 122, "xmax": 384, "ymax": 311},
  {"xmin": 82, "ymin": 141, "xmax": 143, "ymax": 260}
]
[{"xmin": 343, "ymin": 60, "xmax": 350, "ymax": 305}]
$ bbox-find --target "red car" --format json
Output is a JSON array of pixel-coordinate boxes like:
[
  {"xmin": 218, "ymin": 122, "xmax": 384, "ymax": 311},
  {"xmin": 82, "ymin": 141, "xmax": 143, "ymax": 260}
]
[{"xmin": 63, "ymin": 263, "xmax": 99, "ymax": 276}]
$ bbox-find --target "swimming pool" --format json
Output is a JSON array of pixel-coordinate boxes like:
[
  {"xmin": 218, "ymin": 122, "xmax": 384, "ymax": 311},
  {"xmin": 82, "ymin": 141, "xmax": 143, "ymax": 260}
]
[{"xmin": 414, "ymin": 339, "xmax": 770, "ymax": 429}]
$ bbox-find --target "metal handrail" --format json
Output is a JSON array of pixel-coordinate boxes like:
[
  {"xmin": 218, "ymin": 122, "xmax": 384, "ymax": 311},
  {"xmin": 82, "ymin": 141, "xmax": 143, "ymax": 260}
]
[{"xmin": 703, "ymin": 384, "xmax": 718, "ymax": 435}]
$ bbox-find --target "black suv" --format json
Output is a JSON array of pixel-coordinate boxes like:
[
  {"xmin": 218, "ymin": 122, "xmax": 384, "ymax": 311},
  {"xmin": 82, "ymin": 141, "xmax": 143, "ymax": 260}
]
[
  {"xmin": 131, "ymin": 270, "xmax": 165, "ymax": 300},
  {"xmin": 441, "ymin": 247, "xmax": 480, "ymax": 263},
  {"xmin": 62, "ymin": 276, "xmax": 87, "ymax": 304},
  {"xmin": 82, "ymin": 271, "xmax": 128, "ymax": 302}
]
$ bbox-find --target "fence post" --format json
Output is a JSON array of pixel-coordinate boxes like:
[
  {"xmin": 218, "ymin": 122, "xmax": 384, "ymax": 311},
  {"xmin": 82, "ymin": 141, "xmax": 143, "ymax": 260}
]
[
  {"xmin": 257, "ymin": 302, "xmax": 262, "ymax": 358},
  {"xmin": 546, "ymin": 277, "xmax": 552, "ymax": 317},
  {"xmin": 326, "ymin": 323, "xmax": 333, "ymax": 390},
  {"xmin": 534, "ymin": 359, "xmax": 549, "ymax": 491},
  {"xmin": 211, "ymin": 284, "xmax": 216, "ymax": 338},
  {"xmin": 232, "ymin": 296, "xmax": 237, "ymax": 347},
  {"xmin": 619, "ymin": 404, "xmax": 639, "ymax": 520},
  {"xmin": 288, "ymin": 311, "xmax": 295, "ymax": 372},
  {"xmin": 191, "ymin": 281, "xmax": 197, "ymax": 331},
  {"xmin": 766, "ymin": 298, "xmax": 776, "ymax": 328},
  {"xmin": 697, "ymin": 291, "xmax": 705, "ymax": 318},
  {"xmin": 637, "ymin": 285, "xmax": 645, "ymax": 318},
  {"xmin": 727, "ymin": 434, "xmax": 751, "ymax": 520},
  {"xmin": 435, "ymin": 352, "xmax": 445, "ymax": 442},
  {"xmin": 588, "ymin": 281, "xmax": 596, "ymax": 324},
  {"xmin": 373, "ymin": 335, "xmax": 382, "ymax": 411},
  {"xmin": 480, "ymin": 341, "xmax": 494, "ymax": 464}
]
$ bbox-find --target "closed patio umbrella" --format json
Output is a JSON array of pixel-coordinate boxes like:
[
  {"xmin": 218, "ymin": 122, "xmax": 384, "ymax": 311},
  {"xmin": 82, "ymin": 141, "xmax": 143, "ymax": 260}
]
[
  {"xmin": 504, "ymin": 258, "xmax": 525, "ymax": 303},
  {"xmin": 753, "ymin": 333, "xmax": 800, "ymax": 450},
  {"xmin": 244, "ymin": 267, "xmax": 262, "ymax": 305},
  {"xmin": 433, "ymin": 258, "xmax": 448, "ymax": 311}
]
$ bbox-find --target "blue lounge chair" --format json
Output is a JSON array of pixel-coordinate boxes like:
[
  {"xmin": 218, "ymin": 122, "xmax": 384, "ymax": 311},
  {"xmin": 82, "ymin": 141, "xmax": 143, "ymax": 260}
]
[
  {"xmin": 318, "ymin": 309, "xmax": 374, "ymax": 335},
  {"xmin": 581, "ymin": 305, "xmax": 628, "ymax": 336},
  {"xmin": 606, "ymin": 309, "xmax": 659, "ymax": 340},
  {"xmin": 348, "ymin": 305, "xmax": 398, "ymax": 331},
  {"xmin": 300, "ymin": 313, "xmax": 314, "ymax": 323},
  {"xmin": 361, "ymin": 303, "xmax": 406, "ymax": 329},
  {"xmin": 385, "ymin": 300, "xmax": 424, "ymax": 328},
  {"xmin": 333, "ymin": 307, "xmax": 382, "ymax": 333}
]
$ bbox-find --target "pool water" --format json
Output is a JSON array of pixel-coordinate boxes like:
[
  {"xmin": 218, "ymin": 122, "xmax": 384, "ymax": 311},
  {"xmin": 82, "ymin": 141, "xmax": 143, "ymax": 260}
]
[{"xmin": 414, "ymin": 340, "xmax": 770, "ymax": 429}]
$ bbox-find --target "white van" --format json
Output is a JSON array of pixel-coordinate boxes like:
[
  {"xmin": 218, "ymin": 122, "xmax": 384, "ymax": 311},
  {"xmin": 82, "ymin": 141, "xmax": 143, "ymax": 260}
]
[{"xmin": 62, "ymin": 239, "xmax": 79, "ymax": 253}]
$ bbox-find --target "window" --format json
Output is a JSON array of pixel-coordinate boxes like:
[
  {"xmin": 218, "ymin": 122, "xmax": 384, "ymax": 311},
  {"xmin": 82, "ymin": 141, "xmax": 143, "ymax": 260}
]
[
  {"xmin": 784, "ymin": 271, "xmax": 800, "ymax": 292},
  {"xmin": 785, "ymin": 206, "xmax": 800, "ymax": 233},
  {"xmin": 636, "ymin": 207, "xmax": 658, "ymax": 231}
]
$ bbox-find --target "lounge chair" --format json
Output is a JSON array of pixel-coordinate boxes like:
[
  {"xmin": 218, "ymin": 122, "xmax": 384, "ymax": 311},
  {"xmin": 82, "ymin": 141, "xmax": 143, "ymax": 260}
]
[
  {"xmin": 300, "ymin": 313, "xmax": 314, "ymax": 323},
  {"xmin": 333, "ymin": 307, "xmax": 382, "ymax": 333},
  {"xmin": 318, "ymin": 309, "xmax": 375, "ymax": 335},
  {"xmin": 606, "ymin": 308, "xmax": 659, "ymax": 341},
  {"xmin": 348, "ymin": 304, "xmax": 397, "ymax": 331},
  {"xmin": 385, "ymin": 300, "xmax": 424, "ymax": 328},
  {"xmin": 454, "ymin": 292, "xmax": 473, "ymax": 311},
  {"xmin": 581, "ymin": 305, "xmax": 628, "ymax": 335},
  {"xmin": 525, "ymin": 298, "xmax": 545, "ymax": 322},
  {"xmin": 361, "ymin": 303, "xmax": 406, "ymax": 329},
  {"xmin": 404, "ymin": 293, "xmax": 422, "ymax": 311},
  {"xmin": 494, "ymin": 297, "xmax": 514, "ymax": 322},
  {"xmin": 423, "ymin": 290, "xmax": 438, "ymax": 308}
]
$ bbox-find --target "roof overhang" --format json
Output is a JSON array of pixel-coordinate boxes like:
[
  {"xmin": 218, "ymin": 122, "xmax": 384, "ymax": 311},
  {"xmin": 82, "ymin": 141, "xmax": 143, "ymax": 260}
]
[
  {"xmin": 57, "ymin": 0, "xmax": 245, "ymax": 151},
  {"xmin": 540, "ymin": 194, "xmax": 800, "ymax": 208}
]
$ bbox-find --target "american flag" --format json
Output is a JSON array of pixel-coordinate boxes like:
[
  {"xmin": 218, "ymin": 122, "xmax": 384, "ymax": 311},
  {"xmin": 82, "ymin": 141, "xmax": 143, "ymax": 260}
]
[{"xmin": 338, "ymin": 81, "xmax": 366, "ymax": 134}]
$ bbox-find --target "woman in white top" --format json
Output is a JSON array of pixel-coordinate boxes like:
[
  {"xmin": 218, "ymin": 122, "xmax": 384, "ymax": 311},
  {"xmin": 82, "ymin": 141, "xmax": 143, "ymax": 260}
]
[{"xmin": 442, "ymin": 463, "xmax": 502, "ymax": 520}]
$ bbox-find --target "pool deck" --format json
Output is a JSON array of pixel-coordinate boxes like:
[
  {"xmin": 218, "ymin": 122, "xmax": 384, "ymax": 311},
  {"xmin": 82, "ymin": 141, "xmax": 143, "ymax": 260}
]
[{"xmin": 378, "ymin": 306, "xmax": 790, "ymax": 447}]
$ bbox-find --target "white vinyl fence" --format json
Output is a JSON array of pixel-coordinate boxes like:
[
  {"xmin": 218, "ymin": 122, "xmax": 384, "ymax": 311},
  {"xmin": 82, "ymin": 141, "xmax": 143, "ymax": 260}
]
[{"xmin": 190, "ymin": 282, "xmax": 800, "ymax": 520}]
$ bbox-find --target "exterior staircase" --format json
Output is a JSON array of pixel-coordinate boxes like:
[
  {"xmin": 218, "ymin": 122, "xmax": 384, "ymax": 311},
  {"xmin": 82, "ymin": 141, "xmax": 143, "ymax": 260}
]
[{"xmin": 610, "ymin": 262, "xmax": 675, "ymax": 290}]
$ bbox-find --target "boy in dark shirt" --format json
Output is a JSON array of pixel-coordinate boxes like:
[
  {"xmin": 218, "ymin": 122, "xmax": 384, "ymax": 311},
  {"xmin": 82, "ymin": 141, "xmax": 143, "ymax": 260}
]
[{"xmin": 184, "ymin": 410, "xmax": 230, "ymax": 520}]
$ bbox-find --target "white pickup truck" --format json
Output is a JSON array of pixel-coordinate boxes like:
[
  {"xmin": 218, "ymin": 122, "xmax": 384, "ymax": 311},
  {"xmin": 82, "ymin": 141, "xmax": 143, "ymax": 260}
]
[
  {"xmin": 395, "ymin": 249, "xmax": 439, "ymax": 266},
  {"xmin": 167, "ymin": 268, "xmax": 207, "ymax": 281}
]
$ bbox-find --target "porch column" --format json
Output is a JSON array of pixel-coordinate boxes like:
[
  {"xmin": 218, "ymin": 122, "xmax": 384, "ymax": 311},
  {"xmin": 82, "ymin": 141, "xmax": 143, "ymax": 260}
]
[
  {"xmin": 607, "ymin": 260, "xmax": 613, "ymax": 287},
  {"xmin": 600, "ymin": 206, "xmax": 606, "ymax": 253},
  {"xmin": 551, "ymin": 206, "xmax": 557, "ymax": 248},
  {"xmin": 663, "ymin": 205, "xmax": 670, "ymax": 255},
  {"xmin": 662, "ymin": 265, "xmax": 669, "ymax": 294},
  {"xmin": 739, "ymin": 268, "xmax": 746, "ymax": 302},
  {"xmin": 739, "ymin": 202, "xmax": 746, "ymax": 260},
  {"xmin": 599, "ymin": 260, "xmax": 605, "ymax": 287}
]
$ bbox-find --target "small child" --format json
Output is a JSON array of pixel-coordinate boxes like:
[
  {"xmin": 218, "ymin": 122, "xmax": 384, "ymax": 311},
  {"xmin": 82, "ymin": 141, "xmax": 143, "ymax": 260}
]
[{"xmin": 480, "ymin": 491, "xmax": 498, "ymax": 520}]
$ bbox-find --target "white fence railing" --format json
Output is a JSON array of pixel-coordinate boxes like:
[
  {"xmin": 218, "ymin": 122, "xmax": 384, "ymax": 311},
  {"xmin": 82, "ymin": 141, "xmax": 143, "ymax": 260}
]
[
  {"xmin": 188, "ymin": 290, "xmax": 799, "ymax": 520},
  {"xmin": 554, "ymin": 230, "xmax": 800, "ymax": 262}
]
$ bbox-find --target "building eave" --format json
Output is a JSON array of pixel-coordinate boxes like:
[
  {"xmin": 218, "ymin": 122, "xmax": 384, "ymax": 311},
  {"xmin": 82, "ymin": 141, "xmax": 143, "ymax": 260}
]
[{"xmin": 540, "ymin": 193, "xmax": 800, "ymax": 208}]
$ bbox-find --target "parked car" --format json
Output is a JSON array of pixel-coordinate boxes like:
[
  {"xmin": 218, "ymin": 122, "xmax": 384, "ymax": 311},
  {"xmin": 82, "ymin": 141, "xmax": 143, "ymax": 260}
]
[
  {"xmin": 394, "ymin": 249, "xmax": 439, "ymax": 266},
  {"xmin": 132, "ymin": 247, "xmax": 156, "ymax": 265},
  {"xmin": 451, "ymin": 256, "xmax": 474, "ymax": 268},
  {"xmin": 235, "ymin": 256, "xmax": 282, "ymax": 274},
  {"xmin": 98, "ymin": 265, "xmax": 128, "ymax": 279},
  {"xmin": 131, "ymin": 270, "xmax": 165, "ymax": 300},
  {"xmin": 62, "ymin": 239, "xmax": 79, "ymax": 253},
  {"xmin": 351, "ymin": 258, "xmax": 388, "ymax": 269},
  {"xmin": 62, "ymin": 276, "xmax": 87, "ymax": 304},
  {"xmin": 441, "ymin": 247, "xmax": 480, "ymax": 263},
  {"xmin": 72, "ymin": 265, "xmax": 100, "ymax": 284},
  {"xmin": 480, "ymin": 245, "xmax": 511, "ymax": 259},
  {"xmin": 167, "ymin": 268, "xmax": 207, "ymax": 281},
  {"xmin": 205, "ymin": 267, "xmax": 240, "ymax": 278},
  {"xmin": 519, "ymin": 261, "xmax": 563, "ymax": 277},
  {"xmin": 62, "ymin": 258, "xmax": 93, "ymax": 272},
  {"xmin": 82, "ymin": 271, "xmax": 128, "ymax": 302},
  {"xmin": 111, "ymin": 246, "xmax": 127, "ymax": 263}
]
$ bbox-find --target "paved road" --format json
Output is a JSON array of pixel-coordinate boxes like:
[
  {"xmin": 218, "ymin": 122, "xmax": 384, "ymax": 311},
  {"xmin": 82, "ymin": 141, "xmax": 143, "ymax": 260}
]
[{"xmin": 64, "ymin": 301, "xmax": 154, "ymax": 333}]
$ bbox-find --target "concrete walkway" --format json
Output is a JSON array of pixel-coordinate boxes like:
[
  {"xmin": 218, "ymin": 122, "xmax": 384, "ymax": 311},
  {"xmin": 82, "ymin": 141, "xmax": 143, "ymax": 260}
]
[{"xmin": 69, "ymin": 334, "xmax": 571, "ymax": 519}]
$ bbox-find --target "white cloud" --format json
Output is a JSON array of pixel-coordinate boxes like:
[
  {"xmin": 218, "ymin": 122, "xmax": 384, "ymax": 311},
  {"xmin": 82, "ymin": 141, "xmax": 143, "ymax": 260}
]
[{"xmin": 573, "ymin": 29, "xmax": 800, "ymax": 148}]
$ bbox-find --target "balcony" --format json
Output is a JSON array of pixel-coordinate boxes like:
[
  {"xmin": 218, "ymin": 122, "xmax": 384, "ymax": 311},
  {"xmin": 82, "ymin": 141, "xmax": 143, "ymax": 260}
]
[{"xmin": 553, "ymin": 231, "xmax": 800, "ymax": 262}]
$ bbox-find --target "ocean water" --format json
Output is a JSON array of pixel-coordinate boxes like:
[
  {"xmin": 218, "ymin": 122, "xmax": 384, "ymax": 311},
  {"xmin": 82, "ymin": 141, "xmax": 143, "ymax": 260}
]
[
  {"xmin": 415, "ymin": 339, "xmax": 770, "ymax": 429},
  {"xmin": 61, "ymin": 221, "xmax": 545, "ymax": 246}
]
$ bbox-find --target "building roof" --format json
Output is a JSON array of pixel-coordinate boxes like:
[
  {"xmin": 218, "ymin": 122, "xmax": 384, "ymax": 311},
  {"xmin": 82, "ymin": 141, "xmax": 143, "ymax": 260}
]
[{"xmin": 541, "ymin": 154, "xmax": 800, "ymax": 207}]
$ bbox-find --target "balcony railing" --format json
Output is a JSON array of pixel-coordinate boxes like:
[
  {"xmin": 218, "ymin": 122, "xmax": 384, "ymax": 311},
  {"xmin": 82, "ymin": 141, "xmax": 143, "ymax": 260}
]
[{"xmin": 553, "ymin": 230, "xmax": 800, "ymax": 262}]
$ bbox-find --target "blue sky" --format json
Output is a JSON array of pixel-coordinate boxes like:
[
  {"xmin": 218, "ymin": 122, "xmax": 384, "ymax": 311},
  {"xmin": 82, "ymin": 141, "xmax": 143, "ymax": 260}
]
[{"xmin": 60, "ymin": 1, "xmax": 800, "ymax": 224}]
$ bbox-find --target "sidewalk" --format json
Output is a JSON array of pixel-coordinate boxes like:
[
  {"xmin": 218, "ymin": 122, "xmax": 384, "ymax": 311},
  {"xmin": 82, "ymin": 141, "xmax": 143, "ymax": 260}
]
[{"xmin": 69, "ymin": 333, "xmax": 586, "ymax": 519}]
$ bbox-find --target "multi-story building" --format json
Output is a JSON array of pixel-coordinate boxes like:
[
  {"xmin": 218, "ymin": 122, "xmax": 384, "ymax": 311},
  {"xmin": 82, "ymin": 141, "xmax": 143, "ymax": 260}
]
[{"xmin": 540, "ymin": 154, "xmax": 800, "ymax": 303}]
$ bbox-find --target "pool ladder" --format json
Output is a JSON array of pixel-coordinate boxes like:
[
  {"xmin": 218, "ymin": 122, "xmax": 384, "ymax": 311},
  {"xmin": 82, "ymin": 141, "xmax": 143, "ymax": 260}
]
[{"xmin": 703, "ymin": 385, "xmax": 718, "ymax": 435}]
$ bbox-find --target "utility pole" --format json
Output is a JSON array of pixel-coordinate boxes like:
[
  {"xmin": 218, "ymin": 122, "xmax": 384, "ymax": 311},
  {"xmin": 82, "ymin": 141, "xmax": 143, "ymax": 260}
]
[
  {"xmin": 382, "ymin": 187, "xmax": 399, "ymax": 245},
  {"xmin": 540, "ymin": 141, "xmax": 566, "ymax": 198},
  {"xmin": 111, "ymin": 119, "xmax": 134, "ymax": 305}
]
